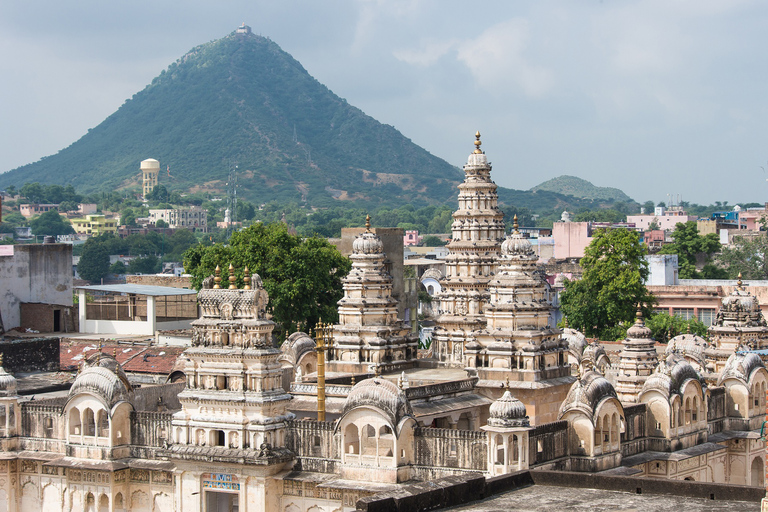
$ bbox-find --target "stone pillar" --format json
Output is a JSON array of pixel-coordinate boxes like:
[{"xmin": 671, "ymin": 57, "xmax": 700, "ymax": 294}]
[{"xmin": 78, "ymin": 289, "xmax": 87, "ymax": 332}]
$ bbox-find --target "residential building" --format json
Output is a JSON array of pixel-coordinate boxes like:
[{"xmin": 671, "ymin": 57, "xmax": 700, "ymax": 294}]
[
  {"xmin": 626, "ymin": 205, "xmax": 697, "ymax": 231},
  {"xmin": 403, "ymin": 230, "xmax": 423, "ymax": 246},
  {"xmin": 19, "ymin": 203, "xmax": 58, "ymax": 218},
  {"xmin": 70, "ymin": 215, "xmax": 118, "ymax": 236},
  {"xmin": 148, "ymin": 207, "xmax": 207, "ymax": 232}
]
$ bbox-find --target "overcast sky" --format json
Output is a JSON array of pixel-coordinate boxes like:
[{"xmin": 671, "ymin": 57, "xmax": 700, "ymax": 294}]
[{"xmin": 1, "ymin": 1, "xmax": 766, "ymax": 205}]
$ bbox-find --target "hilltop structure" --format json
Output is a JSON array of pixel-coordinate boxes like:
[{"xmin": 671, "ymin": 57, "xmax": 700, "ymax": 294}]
[{"xmin": 141, "ymin": 158, "xmax": 160, "ymax": 198}]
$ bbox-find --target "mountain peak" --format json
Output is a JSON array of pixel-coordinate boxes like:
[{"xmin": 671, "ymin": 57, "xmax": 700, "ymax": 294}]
[
  {"xmin": 530, "ymin": 175, "xmax": 632, "ymax": 203},
  {"xmin": 0, "ymin": 29, "xmax": 462, "ymax": 208}
]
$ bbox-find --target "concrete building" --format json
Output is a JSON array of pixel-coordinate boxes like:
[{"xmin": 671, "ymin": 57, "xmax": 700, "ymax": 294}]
[
  {"xmin": 70, "ymin": 215, "xmax": 118, "ymax": 236},
  {"xmin": 646, "ymin": 254, "xmax": 679, "ymax": 286},
  {"xmin": 627, "ymin": 205, "xmax": 697, "ymax": 232},
  {"xmin": 553, "ymin": 221, "xmax": 592, "ymax": 260},
  {"xmin": 148, "ymin": 207, "xmax": 208, "ymax": 233},
  {"xmin": 403, "ymin": 230, "xmax": 422, "ymax": 246},
  {"xmin": 19, "ymin": 203, "xmax": 58, "ymax": 218},
  {"xmin": 0, "ymin": 243, "xmax": 73, "ymax": 333}
]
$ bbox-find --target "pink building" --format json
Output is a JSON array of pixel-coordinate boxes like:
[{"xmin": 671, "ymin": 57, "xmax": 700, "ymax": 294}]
[
  {"xmin": 403, "ymin": 230, "xmax": 423, "ymax": 246},
  {"xmin": 739, "ymin": 205, "xmax": 768, "ymax": 230},
  {"xmin": 78, "ymin": 203, "xmax": 98, "ymax": 215},
  {"xmin": 553, "ymin": 222, "xmax": 592, "ymax": 260},
  {"xmin": 626, "ymin": 206, "xmax": 696, "ymax": 231}
]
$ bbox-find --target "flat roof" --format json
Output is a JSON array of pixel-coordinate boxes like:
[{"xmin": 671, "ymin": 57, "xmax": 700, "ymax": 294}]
[{"xmin": 75, "ymin": 284, "xmax": 197, "ymax": 297}]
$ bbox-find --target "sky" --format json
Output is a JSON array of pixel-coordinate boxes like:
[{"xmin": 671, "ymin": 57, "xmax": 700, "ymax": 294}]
[{"xmin": 1, "ymin": 0, "xmax": 767, "ymax": 205}]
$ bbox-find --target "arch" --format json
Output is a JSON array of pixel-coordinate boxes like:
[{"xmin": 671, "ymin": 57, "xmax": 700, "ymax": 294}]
[
  {"xmin": 212, "ymin": 430, "xmax": 225, "ymax": 447},
  {"xmin": 41, "ymin": 484, "xmax": 59, "ymax": 512},
  {"xmin": 97, "ymin": 410, "xmax": 109, "ymax": 438},
  {"xmin": 379, "ymin": 425, "xmax": 394, "ymax": 458},
  {"xmin": 510, "ymin": 434, "xmax": 519, "ymax": 464},
  {"xmin": 361, "ymin": 424, "xmax": 377, "ymax": 456},
  {"xmin": 69, "ymin": 407, "xmax": 81, "ymax": 435},
  {"xmin": 494, "ymin": 434, "xmax": 505, "ymax": 464},
  {"xmin": 44, "ymin": 416, "xmax": 54, "ymax": 438},
  {"xmin": 684, "ymin": 476, "xmax": 695, "ymax": 481},
  {"xmin": 131, "ymin": 490, "xmax": 150, "ymax": 512},
  {"xmin": 20, "ymin": 482, "xmax": 39, "ymax": 510},
  {"xmin": 85, "ymin": 492, "xmax": 96, "ymax": 512},
  {"xmin": 98, "ymin": 494, "xmax": 109, "ymax": 512},
  {"xmin": 152, "ymin": 492, "xmax": 172, "ymax": 512},
  {"xmin": 751, "ymin": 457, "xmax": 764, "ymax": 487},
  {"xmin": 114, "ymin": 492, "xmax": 125, "ymax": 512},
  {"xmin": 344, "ymin": 423, "xmax": 359, "ymax": 455},
  {"xmin": 83, "ymin": 408, "xmax": 96, "ymax": 436}
]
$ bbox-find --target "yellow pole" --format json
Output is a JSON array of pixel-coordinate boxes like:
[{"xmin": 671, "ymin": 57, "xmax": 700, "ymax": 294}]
[{"xmin": 315, "ymin": 322, "xmax": 326, "ymax": 422}]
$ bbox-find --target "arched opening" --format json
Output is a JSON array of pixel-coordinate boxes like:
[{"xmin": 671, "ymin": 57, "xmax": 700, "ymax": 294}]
[
  {"xmin": 44, "ymin": 417, "xmax": 54, "ymax": 438},
  {"xmin": 379, "ymin": 425, "xmax": 394, "ymax": 458},
  {"xmin": 684, "ymin": 476, "xmax": 695, "ymax": 481},
  {"xmin": 751, "ymin": 457, "xmax": 764, "ymax": 487},
  {"xmin": 361, "ymin": 424, "xmax": 377, "ymax": 456},
  {"xmin": 212, "ymin": 430, "xmax": 225, "ymax": 447},
  {"xmin": 114, "ymin": 493, "xmax": 124, "ymax": 512},
  {"xmin": 344, "ymin": 424, "xmax": 359, "ymax": 455},
  {"xmin": 83, "ymin": 408, "xmax": 96, "ymax": 437},
  {"xmin": 98, "ymin": 494, "xmax": 109, "ymax": 512},
  {"xmin": 69, "ymin": 408, "xmax": 81, "ymax": 436},
  {"xmin": 97, "ymin": 410, "xmax": 109, "ymax": 438},
  {"xmin": 510, "ymin": 435, "xmax": 519, "ymax": 465},
  {"xmin": 685, "ymin": 398, "xmax": 691, "ymax": 425},
  {"xmin": 85, "ymin": 492, "xmax": 96, "ymax": 512},
  {"xmin": 495, "ymin": 434, "xmax": 505, "ymax": 464}
]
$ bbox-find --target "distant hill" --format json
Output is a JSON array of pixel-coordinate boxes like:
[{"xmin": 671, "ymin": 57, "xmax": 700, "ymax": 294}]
[
  {"xmin": 0, "ymin": 27, "xmax": 463, "ymax": 208},
  {"xmin": 530, "ymin": 175, "xmax": 633, "ymax": 203}
]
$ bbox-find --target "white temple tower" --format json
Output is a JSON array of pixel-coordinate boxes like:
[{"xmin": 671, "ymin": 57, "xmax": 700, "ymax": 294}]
[{"xmin": 433, "ymin": 132, "xmax": 505, "ymax": 366}]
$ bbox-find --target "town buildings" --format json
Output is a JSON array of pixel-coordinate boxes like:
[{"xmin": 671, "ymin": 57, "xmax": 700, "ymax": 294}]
[
  {"xmin": 148, "ymin": 207, "xmax": 208, "ymax": 233},
  {"xmin": 0, "ymin": 134, "xmax": 765, "ymax": 511}
]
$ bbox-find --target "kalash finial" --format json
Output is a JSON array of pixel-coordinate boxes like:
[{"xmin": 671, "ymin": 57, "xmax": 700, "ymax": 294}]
[
  {"xmin": 737, "ymin": 272, "xmax": 743, "ymax": 290},
  {"xmin": 474, "ymin": 131, "xmax": 483, "ymax": 154},
  {"xmin": 243, "ymin": 266, "xmax": 251, "ymax": 290},
  {"xmin": 228, "ymin": 263, "xmax": 237, "ymax": 289},
  {"xmin": 513, "ymin": 214, "xmax": 519, "ymax": 234},
  {"xmin": 0, "ymin": 353, "xmax": 4, "ymax": 368},
  {"xmin": 635, "ymin": 303, "xmax": 644, "ymax": 323},
  {"xmin": 213, "ymin": 265, "xmax": 222, "ymax": 289},
  {"xmin": 365, "ymin": 214, "xmax": 372, "ymax": 232}
]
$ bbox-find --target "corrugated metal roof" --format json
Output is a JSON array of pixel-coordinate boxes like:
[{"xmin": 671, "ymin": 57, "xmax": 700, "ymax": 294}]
[{"xmin": 75, "ymin": 284, "xmax": 197, "ymax": 296}]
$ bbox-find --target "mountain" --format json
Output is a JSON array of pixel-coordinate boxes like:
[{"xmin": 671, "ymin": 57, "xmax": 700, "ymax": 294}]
[
  {"xmin": 0, "ymin": 27, "xmax": 463, "ymax": 208},
  {"xmin": 530, "ymin": 175, "xmax": 633, "ymax": 203}
]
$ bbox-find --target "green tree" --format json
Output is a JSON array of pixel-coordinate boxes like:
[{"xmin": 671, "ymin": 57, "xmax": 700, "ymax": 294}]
[
  {"xmin": 109, "ymin": 261, "xmax": 127, "ymax": 275},
  {"xmin": 128, "ymin": 255, "xmax": 162, "ymax": 274},
  {"xmin": 29, "ymin": 210, "xmax": 75, "ymax": 236},
  {"xmin": 717, "ymin": 233, "xmax": 768, "ymax": 279},
  {"xmin": 422, "ymin": 235, "xmax": 446, "ymax": 247},
  {"xmin": 645, "ymin": 312, "xmax": 708, "ymax": 343},
  {"xmin": 78, "ymin": 241, "xmax": 110, "ymax": 282},
  {"xmin": 573, "ymin": 209, "xmax": 625, "ymax": 223},
  {"xmin": 155, "ymin": 219, "xmax": 167, "ymax": 228},
  {"xmin": 659, "ymin": 222, "xmax": 721, "ymax": 279},
  {"xmin": 58, "ymin": 200, "xmax": 79, "ymax": 213},
  {"xmin": 146, "ymin": 185, "xmax": 169, "ymax": 203},
  {"xmin": 184, "ymin": 223, "xmax": 351, "ymax": 339},
  {"xmin": 560, "ymin": 228, "xmax": 654, "ymax": 339}
]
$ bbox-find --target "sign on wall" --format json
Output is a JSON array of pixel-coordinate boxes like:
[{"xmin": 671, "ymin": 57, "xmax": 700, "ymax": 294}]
[{"xmin": 202, "ymin": 473, "xmax": 240, "ymax": 491}]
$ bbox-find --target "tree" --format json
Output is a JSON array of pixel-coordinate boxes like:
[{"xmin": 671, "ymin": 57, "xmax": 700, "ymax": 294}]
[
  {"xmin": 717, "ymin": 233, "xmax": 768, "ymax": 279},
  {"xmin": 155, "ymin": 219, "xmax": 167, "ymax": 228},
  {"xmin": 128, "ymin": 255, "xmax": 162, "ymax": 274},
  {"xmin": 58, "ymin": 200, "xmax": 79, "ymax": 213},
  {"xmin": 645, "ymin": 312, "xmax": 708, "ymax": 343},
  {"xmin": 647, "ymin": 218, "xmax": 660, "ymax": 231},
  {"xmin": 658, "ymin": 221, "xmax": 721, "ymax": 279},
  {"xmin": 573, "ymin": 209, "xmax": 625, "ymax": 223},
  {"xmin": 109, "ymin": 261, "xmax": 127, "ymax": 275},
  {"xmin": 78, "ymin": 240, "xmax": 110, "ymax": 282},
  {"xmin": 422, "ymin": 235, "xmax": 446, "ymax": 247},
  {"xmin": 29, "ymin": 210, "xmax": 75, "ymax": 236},
  {"xmin": 560, "ymin": 228, "xmax": 654, "ymax": 339},
  {"xmin": 146, "ymin": 185, "xmax": 169, "ymax": 202},
  {"xmin": 184, "ymin": 223, "xmax": 351, "ymax": 340}
]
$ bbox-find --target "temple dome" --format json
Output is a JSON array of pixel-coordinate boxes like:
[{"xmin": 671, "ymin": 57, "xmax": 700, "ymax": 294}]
[
  {"xmin": 558, "ymin": 370, "xmax": 618, "ymax": 419},
  {"xmin": 69, "ymin": 353, "xmax": 134, "ymax": 408},
  {"xmin": 352, "ymin": 230, "xmax": 384, "ymax": 255},
  {"xmin": 500, "ymin": 232, "xmax": 533, "ymax": 258},
  {"xmin": 563, "ymin": 328, "xmax": 587, "ymax": 360},
  {"xmin": 718, "ymin": 352, "xmax": 765, "ymax": 386},
  {"xmin": 642, "ymin": 355, "xmax": 702, "ymax": 399},
  {"xmin": 341, "ymin": 378, "xmax": 413, "ymax": 428},
  {"xmin": 626, "ymin": 311, "xmax": 652, "ymax": 340},
  {"xmin": 280, "ymin": 331, "xmax": 316, "ymax": 365},
  {"xmin": 488, "ymin": 390, "xmax": 529, "ymax": 427},
  {"xmin": 666, "ymin": 333, "xmax": 708, "ymax": 369}
]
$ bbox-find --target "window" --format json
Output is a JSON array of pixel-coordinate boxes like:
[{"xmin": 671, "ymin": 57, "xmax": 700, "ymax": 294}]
[
  {"xmin": 698, "ymin": 309, "xmax": 716, "ymax": 326},
  {"xmin": 672, "ymin": 308, "xmax": 695, "ymax": 321}
]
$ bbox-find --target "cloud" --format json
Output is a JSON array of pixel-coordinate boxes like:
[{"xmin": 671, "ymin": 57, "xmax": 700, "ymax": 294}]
[{"xmin": 456, "ymin": 19, "xmax": 554, "ymax": 98}]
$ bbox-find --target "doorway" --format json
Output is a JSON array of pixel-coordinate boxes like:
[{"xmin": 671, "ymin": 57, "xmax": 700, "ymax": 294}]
[{"xmin": 205, "ymin": 491, "xmax": 238, "ymax": 512}]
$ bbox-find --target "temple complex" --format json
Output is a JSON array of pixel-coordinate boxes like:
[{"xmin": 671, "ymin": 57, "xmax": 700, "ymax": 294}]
[{"xmin": 0, "ymin": 132, "xmax": 765, "ymax": 511}]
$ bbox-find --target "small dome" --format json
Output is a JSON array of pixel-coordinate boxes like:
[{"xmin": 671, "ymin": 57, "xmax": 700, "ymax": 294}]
[
  {"xmin": 582, "ymin": 342, "xmax": 609, "ymax": 371},
  {"xmin": 421, "ymin": 268, "xmax": 444, "ymax": 281},
  {"xmin": 488, "ymin": 390, "xmax": 529, "ymax": 427},
  {"xmin": 626, "ymin": 311, "xmax": 652, "ymax": 340},
  {"xmin": 718, "ymin": 352, "xmax": 765, "ymax": 386},
  {"xmin": 666, "ymin": 333, "xmax": 708, "ymax": 369},
  {"xmin": 558, "ymin": 370, "xmax": 619, "ymax": 419},
  {"xmin": 342, "ymin": 378, "xmax": 413, "ymax": 428},
  {"xmin": 501, "ymin": 233, "xmax": 533, "ymax": 257},
  {"xmin": 642, "ymin": 355, "xmax": 702, "ymax": 399},
  {"xmin": 562, "ymin": 327, "xmax": 587, "ymax": 360},
  {"xmin": 352, "ymin": 231, "xmax": 384, "ymax": 255},
  {"xmin": 0, "ymin": 363, "xmax": 17, "ymax": 397},
  {"xmin": 281, "ymin": 331, "xmax": 316, "ymax": 364},
  {"xmin": 69, "ymin": 353, "xmax": 133, "ymax": 408}
]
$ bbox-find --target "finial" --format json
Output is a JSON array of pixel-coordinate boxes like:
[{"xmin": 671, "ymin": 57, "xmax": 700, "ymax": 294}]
[
  {"xmin": 213, "ymin": 265, "xmax": 222, "ymax": 289},
  {"xmin": 737, "ymin": 272, "xmax": 743, "ymax": 289},
  {"xmin": 686, "ymin": 323, "xmax": 691, "ymax": 335},
  {"xmin": 365, "ymin": 214, "xmax": 371, "ymax": 232},
  {"xmin": 473, "ymin": 131, "xmax": 483, "ymax": 154},
  {"xmin": 350, "ymin": 374, "xmax": 355, "ymax": 386},
  {"xmin": 228, "ymin": 263, "xmax": 236, "ymax": 289},
  {"xmin": 505, "ymin": 376, "xmax": 510, "ymax": 391},
  {"xmin": 243, "ymin": 266, "xmax": 251, "ymax": 290},
  {"xmin": 113, "ymin": 348, "xmax": 117, "ymax": 358},
  {"xmin": 635, "ymin": 304, "xmax": 643, "ymax": 323},
  {"xmin": 563, "ymin": 316, "xmax": 569, "ymax": 328},
  {"xmin": 513, "ymin": 214, "xmax": 519, "ymax": 233},
  {"xmin": 0, "ymin": 353, "xmax": 4, "ymax": 368}
]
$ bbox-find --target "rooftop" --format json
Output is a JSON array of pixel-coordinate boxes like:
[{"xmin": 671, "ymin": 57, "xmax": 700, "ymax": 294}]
[{"xmin": 75, "ymin": 284, "xmax": 197, "ymax": 297}]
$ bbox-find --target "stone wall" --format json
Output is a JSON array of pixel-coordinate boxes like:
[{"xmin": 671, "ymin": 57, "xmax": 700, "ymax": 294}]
[
  {"xmin": 529, "ymin": 420, "xmax": 568, "ymax": 465},
  {"xmin": 132, "ymin": 411, "xmax": 173, "ymax": 447},
  {"xmin": 0, "ymin": 337, "xmax": 60, "ymax": 372},
  {"xmin": 286, "ymin": 419, "xmax": 339, "ymax": 473},
  {"xmin": 620, "ymin": 403, "xmax": 648, "ymax": 457},
  {"xmin": 126, "ymin": 275, "xmax": 193, "ymax": 289},
  {"xmin": 414, "ymin": 427, "xmax": 487, "ymax": 472},
  {"xmin": 133, "ymin": 382, "xmax": 184, "ymax": 412},
  {"xmin": 707, "ymin": 386, "xmax": 726, "ymax": 434}
]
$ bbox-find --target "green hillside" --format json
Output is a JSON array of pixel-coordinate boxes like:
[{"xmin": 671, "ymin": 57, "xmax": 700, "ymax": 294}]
[
  {"xmin": 531, "ymin": 175, "xmax": 633, "ymax": 202},
  {"xmin": 0, "ymin": 29, "xmax": 462, "ymax": 207}
]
